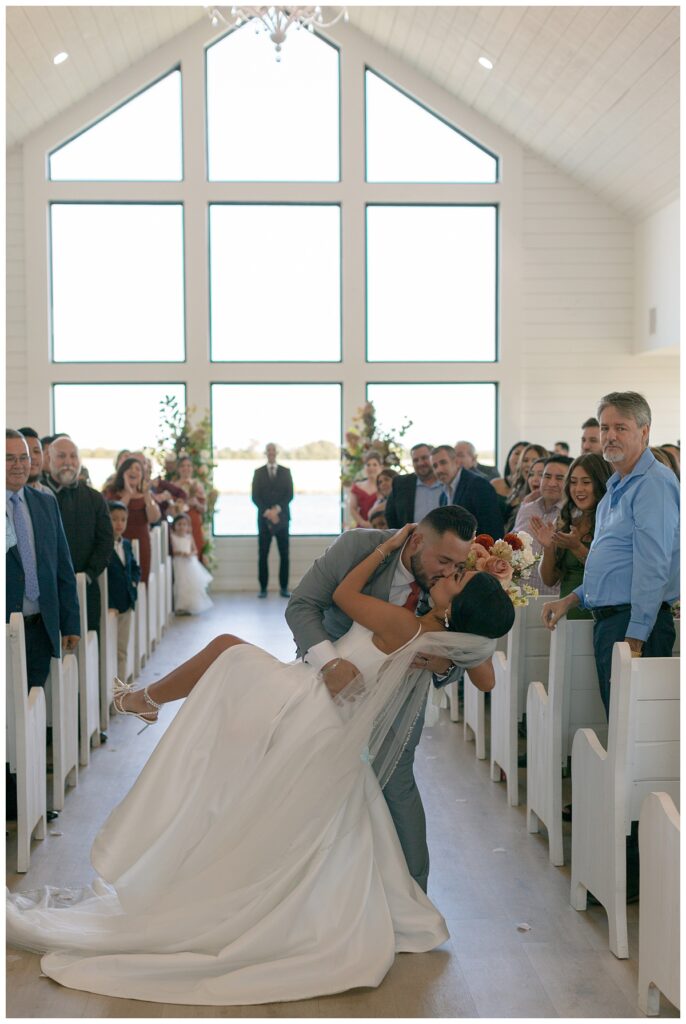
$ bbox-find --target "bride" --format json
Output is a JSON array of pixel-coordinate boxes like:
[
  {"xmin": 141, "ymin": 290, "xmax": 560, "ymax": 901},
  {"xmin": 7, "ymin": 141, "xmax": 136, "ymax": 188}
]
[{"xmin": 7, "ymin": 523, "xmax": 515, "ymax": 1007}]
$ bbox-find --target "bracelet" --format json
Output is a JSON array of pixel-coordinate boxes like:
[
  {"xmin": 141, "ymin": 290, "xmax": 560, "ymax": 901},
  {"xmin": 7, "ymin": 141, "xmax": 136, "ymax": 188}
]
[{"xmin": 375, "ymin": 545, "xmax": 388, "ymax": 562}]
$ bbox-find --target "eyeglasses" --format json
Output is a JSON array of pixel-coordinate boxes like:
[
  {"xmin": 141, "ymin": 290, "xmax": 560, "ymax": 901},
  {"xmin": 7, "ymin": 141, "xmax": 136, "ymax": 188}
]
[{"xmin": 6, "ymin": 454, "xmax": 30, "ymax": 465}]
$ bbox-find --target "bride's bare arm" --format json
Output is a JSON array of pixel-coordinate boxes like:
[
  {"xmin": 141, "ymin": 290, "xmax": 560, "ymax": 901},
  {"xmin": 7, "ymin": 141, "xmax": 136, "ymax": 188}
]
[
  {"xmin": 332, "ymin": 524, "xmax": 418, "ymax": 651},
  {"xmin": 466, "ymin": 658, "xmax": 495, "ymax": 692}
]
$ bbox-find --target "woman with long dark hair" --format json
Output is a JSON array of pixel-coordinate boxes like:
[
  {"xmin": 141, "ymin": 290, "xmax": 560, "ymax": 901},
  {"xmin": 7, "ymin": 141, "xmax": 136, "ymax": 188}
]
[
  {"xmin": 103, "ymin": 456, "xmax": 160, "ymax": 583},
  {"xmin": 529, "ymin": 453, "xmax": 612, "ymax": 619}
]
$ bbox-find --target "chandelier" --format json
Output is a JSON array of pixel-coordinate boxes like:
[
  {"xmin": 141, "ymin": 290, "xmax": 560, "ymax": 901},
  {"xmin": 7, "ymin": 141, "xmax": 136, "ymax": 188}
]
[{"xmin": 207, "ymin": 6, "xmax": 348, "ymax": 59}]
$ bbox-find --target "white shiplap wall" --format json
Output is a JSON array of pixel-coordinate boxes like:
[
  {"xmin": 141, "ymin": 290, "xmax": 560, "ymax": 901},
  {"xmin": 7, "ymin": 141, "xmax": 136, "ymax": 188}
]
[
  {"xmin": 6, "ymin": 146, "xmax": 28, "ymax": 427},
  {"xmin": 520, "ymin": 152, "xmax": 679, "ymax": 450}
]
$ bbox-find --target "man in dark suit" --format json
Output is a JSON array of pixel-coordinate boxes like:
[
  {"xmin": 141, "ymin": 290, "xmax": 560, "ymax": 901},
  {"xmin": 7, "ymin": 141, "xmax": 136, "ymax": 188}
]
[
  {"xmin": 6, "ymin": 429, "xmax": 80, "ymax": 689},
  {"xmin": 385, "ymin": 443, "xmax": 442, "ymax": 529},
  {"xmin": 431, "ymin": 444, "xmax": 504, "ymax": 539},
  {"xmin": 251, "ymin": 443, "xmax": 294, "ymax": 598},
  {"xmin": 454, "ymin": 440, "xmax": 499, "ymax": 482},
  {"xmin": 44, "ymin": 436, "xmax": 114, "ymax": 634}
]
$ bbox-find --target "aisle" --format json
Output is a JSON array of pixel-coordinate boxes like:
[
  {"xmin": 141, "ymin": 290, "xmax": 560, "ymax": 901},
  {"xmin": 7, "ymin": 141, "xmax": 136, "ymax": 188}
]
[{"xmin": 6, "ymin": 595, "xmax": 670, "ymax": 1018}]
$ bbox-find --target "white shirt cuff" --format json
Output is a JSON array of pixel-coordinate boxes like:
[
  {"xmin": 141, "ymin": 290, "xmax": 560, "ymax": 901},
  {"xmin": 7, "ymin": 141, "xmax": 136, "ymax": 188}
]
[{"xmin": 304, "ymin": 638, "xmax": 338, "ymax": 673}]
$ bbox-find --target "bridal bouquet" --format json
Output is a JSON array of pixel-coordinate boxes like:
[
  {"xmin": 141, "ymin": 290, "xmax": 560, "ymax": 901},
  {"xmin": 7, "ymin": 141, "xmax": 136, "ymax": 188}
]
[{"xmin": 467, "ymin": 531, "xmax": 539, "ymax": 607}]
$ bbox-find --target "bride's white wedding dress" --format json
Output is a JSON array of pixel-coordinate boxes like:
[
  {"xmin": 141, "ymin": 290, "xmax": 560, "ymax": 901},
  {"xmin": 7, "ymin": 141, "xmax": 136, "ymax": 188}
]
[{"xmin": 7, "ymin": 622, "xmax": 489, "ymax": 1006}]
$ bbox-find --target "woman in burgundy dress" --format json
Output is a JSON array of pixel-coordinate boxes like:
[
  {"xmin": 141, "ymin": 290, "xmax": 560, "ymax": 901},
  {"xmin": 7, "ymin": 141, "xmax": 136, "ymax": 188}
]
[
  {"xmin": 349, "ymin": 450, "xmax": 383, "ymax": 528},
  {"xmin": 173, "ymin": 456, "xmax": 207, "ymax": 563},
  {"xmin": 103, "ymin": 457, "xmax": 161, "ymax": 583}
]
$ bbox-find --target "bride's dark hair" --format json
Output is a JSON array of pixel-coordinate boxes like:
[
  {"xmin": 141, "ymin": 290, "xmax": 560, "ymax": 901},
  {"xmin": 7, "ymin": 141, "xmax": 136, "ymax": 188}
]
[{"xmin": 447, "ymin": 573, "xmax": 514, "ymax": 639}]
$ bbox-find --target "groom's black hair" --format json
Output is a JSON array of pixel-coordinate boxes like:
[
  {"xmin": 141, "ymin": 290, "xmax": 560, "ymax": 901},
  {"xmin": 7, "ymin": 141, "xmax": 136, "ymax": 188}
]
[
  {"xmin": 420, "ymin": 505, "xmax": 476, "ymax": 542},
  {"xmin": 448, "ymin": 573, "xmax": 515, "ymax": 639}
]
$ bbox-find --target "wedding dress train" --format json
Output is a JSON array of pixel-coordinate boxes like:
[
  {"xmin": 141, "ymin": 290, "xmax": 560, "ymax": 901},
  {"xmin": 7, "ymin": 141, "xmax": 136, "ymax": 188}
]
[{"xmin": 7, "ymin": 623, "xmax": 490, "ymax": 1006}]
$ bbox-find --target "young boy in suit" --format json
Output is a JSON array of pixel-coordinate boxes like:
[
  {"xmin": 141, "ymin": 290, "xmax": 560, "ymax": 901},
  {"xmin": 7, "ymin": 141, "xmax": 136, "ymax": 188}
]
[{"xmin": 107, "ymin": 501, "xmax": 141, "ymax": 682}]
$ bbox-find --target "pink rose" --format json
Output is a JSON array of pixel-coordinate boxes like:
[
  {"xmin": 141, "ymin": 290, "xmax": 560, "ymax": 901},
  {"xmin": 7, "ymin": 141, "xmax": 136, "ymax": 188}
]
[
  {"xmin": 483, "ymin": 556, "xmax": 514, "ymax": 588},
  {"xmin": 470, "ymin": 543, "xmax": 492, "ymax": 571}
]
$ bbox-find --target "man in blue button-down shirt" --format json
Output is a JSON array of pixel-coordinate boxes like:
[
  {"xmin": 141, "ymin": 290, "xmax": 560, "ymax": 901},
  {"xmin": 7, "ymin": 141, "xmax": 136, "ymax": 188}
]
[{"xmin": 542, "ymin": 392, "xmax": 679, "ymax": 716}]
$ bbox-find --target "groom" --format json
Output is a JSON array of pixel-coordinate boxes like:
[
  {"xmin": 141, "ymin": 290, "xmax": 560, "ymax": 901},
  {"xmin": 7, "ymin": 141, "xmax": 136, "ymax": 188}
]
[{"xmin": 286, "ymin": 505, "xmax": 476, "ymax": 892}]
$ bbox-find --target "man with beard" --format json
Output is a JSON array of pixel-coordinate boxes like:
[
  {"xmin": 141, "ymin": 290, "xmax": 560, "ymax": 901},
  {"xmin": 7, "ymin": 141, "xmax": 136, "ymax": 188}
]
[
  {"xmin": 385, "ymin": 442, "xmax": 443, "ymax": 528},
  {"xmin": 286, "ymin": 505, "xmax": 477, "ymax": 892},
  {"xmin": 45, "ymin": 436, "xmax": 114, "ymax": 634}
]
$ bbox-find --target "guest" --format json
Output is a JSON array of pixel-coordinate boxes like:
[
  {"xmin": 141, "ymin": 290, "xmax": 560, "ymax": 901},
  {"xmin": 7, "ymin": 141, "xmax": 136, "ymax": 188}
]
[
  {"xmin": 78, "ymin": 465, "xmax": 92, "ymax": 487},
  {"xmin": 102, "ymin": 449, "xmax": 133, "ymax": 493},
  {"xmin": 6, "ymin": 429, "xmax": 80, "ymax": 690},
  {"xmin": 385, "ymin": 443, "xmax": 441, "ymax": 528},
  {"xmin": 543, "ymin": 393, "xmax": 679, "ymax": 903},
  {"xmin": 651, "ymin": 446, "xmax": 680, "ymax": 477},
  {"xmin": 173, "ymin": 455, "xmax": 207, "ymax": 562},
  {"xmin": 504, "ymin": 443, "xmax": 549, "ymax": 529},
  {"xmin": 45, "ymin": 436, "xmax": 114, "ymax": 633},
  {"xmin": 514, "ymin": 454, "xmax": 573, "ymax": 596},
  {"xmin": 519, "ymin": 457, "xmax": 546, "ymax": 506},
  {"xmin": 376, "ymin": 467, "xmax": 398, "ymax": 502},
  {"xmin": 454, "ymin": 440, "xmax": 499, "ymax": 481},
  {"xmin": 170, "ymin": 513, "xmax": 213, "ymax": 615},
  {"xmin": 18, "ymin": 428, "xmax": 50, "ymax": 494},
  {"xmin": 431, "ymin": 444, "xmax": 504, "ymax": 538},
  {"xmin": 529, "ymin": 453, "xmax": 612, "ymax": 618},
  {"xmin": 349, "ymin": 450, "xmax": 383, "ymax": 528},
  {"xmin": 543, "ymin": 392, "xmax": 679, "ymax": 716},
  {"xmin": 39, "ymin": 433, "xmax": 69, "ymax": 486},
  {"xmin": 106, "ymin": 501, "xmax": 140, "ymax": 683},
  {"xmin": 491, "ymin": 440, "xmax": 529, "ymax": 497},
  {"xmin": 251, "ymin": 443, "xmax": 294, "ymax": 598},
  {"xmin": 368, "ymin": 507, "xmax": 389, "ymax": 530},
  {"xmin": 553, "ymin": 441, "xmax": 570, "ymax": 456},
  {"xmin": 580, "ymin": 417, "xmax": 602, "ymax": 454},
  {"xmin": 102, "ymin": 456, "xmax": 160, "ymax": 585},
  {"xmin": 151, "ymin": 460, "xmax": 188, "ymax": 521}
]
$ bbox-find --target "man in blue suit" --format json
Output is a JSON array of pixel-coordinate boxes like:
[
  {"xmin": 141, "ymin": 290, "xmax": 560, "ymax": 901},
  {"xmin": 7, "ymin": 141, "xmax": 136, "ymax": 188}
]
[
  {"xmin": 431, "ymin": 444, "xmax": 504, "ymax": 539},
  {"xmin": 6, "ymin": 429, "xmax": 80, "ymax": 689}
]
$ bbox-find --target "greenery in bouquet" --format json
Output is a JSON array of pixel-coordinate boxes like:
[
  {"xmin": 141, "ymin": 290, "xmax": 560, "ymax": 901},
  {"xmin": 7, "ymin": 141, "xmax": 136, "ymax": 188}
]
[
  {"xmin": 466, "ymin": 530, "xmax": 540, "ymax": 607},
  {"xmin": 340, "ymin": 401, "xmax": 413, "ymax": 486},
  {"xmin": 152, "ymin": 395, "xmax": 219, "ymax": 568}
]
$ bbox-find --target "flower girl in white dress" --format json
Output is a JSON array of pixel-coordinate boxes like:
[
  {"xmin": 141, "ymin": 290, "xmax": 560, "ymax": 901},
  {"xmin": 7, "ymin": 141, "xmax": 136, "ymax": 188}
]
[{"xmin": 170, "ymin": 512, "xmax": 213, "ymax": 614}]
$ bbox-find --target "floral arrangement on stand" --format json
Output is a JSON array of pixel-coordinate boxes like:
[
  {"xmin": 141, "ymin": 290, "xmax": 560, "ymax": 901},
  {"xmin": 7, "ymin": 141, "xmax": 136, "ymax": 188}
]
[
  {"xmin": 340, "ymin": 401, "xmax": 412, "ymax": 487},
  {"xmin": 152, "ymin": 395, "xmax": 219, "ymax": 568},
  {"xmin": 467, "ymin": 531, "xmax": 540, "ymax": 606}
]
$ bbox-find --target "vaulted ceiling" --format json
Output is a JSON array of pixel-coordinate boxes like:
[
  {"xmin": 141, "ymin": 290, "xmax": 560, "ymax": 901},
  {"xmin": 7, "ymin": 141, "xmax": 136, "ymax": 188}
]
[{"xmin": 6, "ymin": 5, "xmax": 680, "ymax": 221}]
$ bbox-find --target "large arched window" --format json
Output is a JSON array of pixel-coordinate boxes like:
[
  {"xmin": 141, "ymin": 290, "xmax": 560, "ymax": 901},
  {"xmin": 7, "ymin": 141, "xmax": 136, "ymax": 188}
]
[{"xmin": 26, "ymin": 18, "xmax": 509, "ymax": 549}]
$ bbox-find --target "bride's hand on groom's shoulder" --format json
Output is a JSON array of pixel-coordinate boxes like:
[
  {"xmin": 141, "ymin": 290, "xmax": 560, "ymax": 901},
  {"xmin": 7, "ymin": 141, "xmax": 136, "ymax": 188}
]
[{"xmin": 386, "ymin": 523, "xmax": 416, "ymax": 551}]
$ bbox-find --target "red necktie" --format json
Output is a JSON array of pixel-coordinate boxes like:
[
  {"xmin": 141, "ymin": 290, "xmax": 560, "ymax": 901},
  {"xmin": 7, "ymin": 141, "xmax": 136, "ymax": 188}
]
[{"xmin": 403, "ymin": 581, "xmax": 421, "ymax": 613}]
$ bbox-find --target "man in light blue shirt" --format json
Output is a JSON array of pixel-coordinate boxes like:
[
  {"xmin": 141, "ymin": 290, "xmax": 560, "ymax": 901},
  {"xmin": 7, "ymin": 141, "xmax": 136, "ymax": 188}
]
[{"xmin": 542, "ymin": 392, "xmax": 679, "ymax": 716}]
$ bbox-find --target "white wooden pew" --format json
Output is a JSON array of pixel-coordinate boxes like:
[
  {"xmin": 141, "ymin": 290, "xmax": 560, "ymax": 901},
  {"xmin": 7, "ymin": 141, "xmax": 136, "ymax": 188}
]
[
  {"xmin": 570, "ymin": 643, "xmax": 680, "ymax": 958},
  {"xmin": 526, "ymin": 617, "xmax": 606, "ymax": 864},
  {"xmin": 132, "ymin": 539, "xmax": 148, "ymax": 674},
  {"xmin": 638, "ymin": 791, "xmax": 680, "ymax": 1015},
  {"xmin": 160, "ymin": 520, "xmax": 173, "ymax": 626},
  {"xmin": 147, "ymin": 527, "xmax": 160, "ymax": 653},
  {"xmin": 98, "ymin": 570, "xmax": 118, "ymax": 733},
  {"xmin": 156, "ymin": 522, "xmax": 167, "ymax": 638},
  {"xmin": 463, "ymin": 671, "xmax": 486, "ymax": 759},
  {"xmin": 75, "ymin": 573, "xmax": 101, "ymax": 766},
  {"xmin": 490, "ymin": 597, "xmax": 550, "ymax": 806},
  {"xmin": 6, "ymin": 614, "xmax": 47, "ymax": 872},
  {"xmin": 45, "ymin": 652, "xmax": 78, "ymax": 810}
]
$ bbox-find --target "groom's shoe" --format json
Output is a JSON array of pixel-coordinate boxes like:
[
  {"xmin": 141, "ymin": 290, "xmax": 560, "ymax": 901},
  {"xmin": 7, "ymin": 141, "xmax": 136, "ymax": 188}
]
[{"xmin": 258, "ymin": 590, "xmax": 268, "ymax": 599}]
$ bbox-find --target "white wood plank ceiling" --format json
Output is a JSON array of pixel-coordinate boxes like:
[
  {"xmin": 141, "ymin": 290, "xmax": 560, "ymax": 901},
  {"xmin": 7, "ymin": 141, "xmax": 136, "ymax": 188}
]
[{"xmin": 6, "ymin": 5, "xmax": 679, "ymax": 221}]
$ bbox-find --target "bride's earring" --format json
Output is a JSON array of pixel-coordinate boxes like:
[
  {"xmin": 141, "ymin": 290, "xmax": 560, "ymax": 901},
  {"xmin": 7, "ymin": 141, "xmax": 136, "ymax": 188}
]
[{"xmin": 443, "ymin": 610, "xmax": 450, "ymax": 629}]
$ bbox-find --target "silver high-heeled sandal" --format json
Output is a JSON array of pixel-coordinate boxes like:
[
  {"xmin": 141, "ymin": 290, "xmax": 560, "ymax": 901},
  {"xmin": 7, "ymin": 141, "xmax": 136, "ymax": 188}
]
[{"xmin": 113, "ymin": 678, "xmax": 161, "ymax": 733}]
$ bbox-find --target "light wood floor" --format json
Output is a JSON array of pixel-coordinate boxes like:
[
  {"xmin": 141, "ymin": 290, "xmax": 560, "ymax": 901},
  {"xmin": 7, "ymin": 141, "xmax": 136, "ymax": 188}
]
[{"xmin": 6, "ymin": 594, "xmax": 676, "ymax": 1018}]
